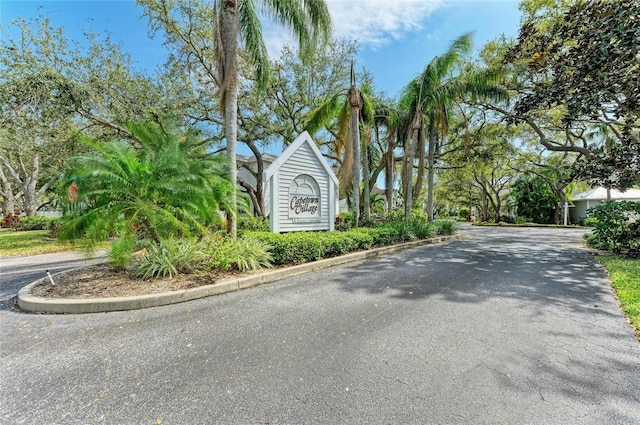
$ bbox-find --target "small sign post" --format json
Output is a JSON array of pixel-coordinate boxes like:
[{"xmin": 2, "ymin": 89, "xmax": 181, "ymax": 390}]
[{"xmin": 68, "ymin": 184, "xmax": 78, "ymax": 203}]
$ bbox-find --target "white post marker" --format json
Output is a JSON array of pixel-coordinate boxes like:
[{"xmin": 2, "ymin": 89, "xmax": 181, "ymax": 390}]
[{"xmin": 46, "ymin": 270, "xmax": 56, "ymax": 286}]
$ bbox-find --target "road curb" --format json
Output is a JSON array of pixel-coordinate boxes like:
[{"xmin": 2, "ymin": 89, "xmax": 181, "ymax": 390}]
[{"xmin": 17, "ymin": 234, "xmax": 461, "ymax": 314}]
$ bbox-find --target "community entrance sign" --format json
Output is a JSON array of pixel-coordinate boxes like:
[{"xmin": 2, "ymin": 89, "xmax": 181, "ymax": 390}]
[{"xmin": 264, "ymin": 131, "xmax": 339, "ymax": 233}]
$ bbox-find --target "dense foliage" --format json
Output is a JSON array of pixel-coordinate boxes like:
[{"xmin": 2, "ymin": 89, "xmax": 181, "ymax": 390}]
[
  {"xmin": 509, "ymin": 175, "xmax": 556, "ymax": 224},
  {"xmin": 586, "ymin": 201, "xmax": 640, "ymax": 255},
  {"xmin": 60, "ymin": 120, "xmax": 234, "ymax": 267},
  {"xmin": 506, "ymin": 0, "xmax": 640, "ymax": 189}
]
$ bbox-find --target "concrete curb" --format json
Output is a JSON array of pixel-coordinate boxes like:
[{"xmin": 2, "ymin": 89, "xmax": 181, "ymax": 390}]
[{"xmin": 17, "ymin": 234, "xmax": 461, "ymax": 314}]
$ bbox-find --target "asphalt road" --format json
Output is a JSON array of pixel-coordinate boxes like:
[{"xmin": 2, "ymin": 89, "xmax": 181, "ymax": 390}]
[
  {"xmin": 1, "ymin": 226, "xmax": 639, "ymax": 424},
  {"xmin": 0, "ymin": 252, "xmax": 105, "ymax": 311}
]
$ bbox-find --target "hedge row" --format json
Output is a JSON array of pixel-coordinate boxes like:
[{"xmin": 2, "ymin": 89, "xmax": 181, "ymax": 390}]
[
  {"xmin": 244, "ymin": 219, "xmax": 456, "ymax": 266},
  {"xmin": 0, "ymin": 215, "xmax": 62, "ymax": 231}
]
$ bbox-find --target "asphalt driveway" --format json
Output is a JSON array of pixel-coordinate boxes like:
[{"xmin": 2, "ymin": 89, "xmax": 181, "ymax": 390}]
[
  {"xmin": 1, "ymin": 225, "xmax": 638, "ymax": 424},
  {"xmin": 0, "ymin": 251, "xmax": 105, "ymax": 311}
]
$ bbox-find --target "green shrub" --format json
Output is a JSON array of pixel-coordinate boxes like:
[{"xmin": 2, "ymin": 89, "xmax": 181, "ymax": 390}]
[
  {"xmin": 335, "ymin": 212, "xmax": 354, "ymax": 231},
  {"xmin": 587, "ymin": 201, "xmax": 640, "ymax": 253},
  {"xmin": 18, "ymin": 216, "xmax": 61, "ymax": 231},
  {"xmin": 363, "ymin": 226, "xmax": 401, "ymax": 246},
  {"xmin": 458, "ymin": 207, "xmax": 470, "ymax": 220},
  {"xmin": 434, "ymin": 219, "xmax": 457, "ymax": 235},
  {"xmin": 247, "ymin": 232, "xmax": 325, "ymax": 265},
  {"xmin": 583, "ymin": 217, "xmax": 598, "ymax": 227},
  {"xmin": 238, "ymin": 216, "xmax": 269, "ymax": 231},
  {"xmin": 347, "ymin": 229, "xmax": 375, "ymax": 250},
  {"xmin": 248, "ymin": 230, "xmax": 374, "ymax": 266},
  {"xmin": 205, "ymin": 236, "xmax": 273, "ymax": 272},
  {"xmin": 246, "ymin": 218, "xmax": 457, "ymax": 266},
  {"xmin": 384, "ymin": 209, "xmax": 429, "ymax": 223},
  {"xmin": 133, "ymin": 238, "xmax": 203, "ymax": 279},
  {"xmin": 411, "ymin": 219, "xmax": 436, "ymax": 239},
  {"xmin": 387, "ymin": 220, "xmax": 417, "ymax": 242},
  {"xmin": 514, "ymin": 216, "xmax": 532, "ymax": 225},
  {"xmin": 322, "ymin": 232, "xmax": 358, "ymax": 256}
]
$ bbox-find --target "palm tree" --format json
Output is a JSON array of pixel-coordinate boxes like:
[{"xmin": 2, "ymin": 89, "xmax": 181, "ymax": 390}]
[
  {"xmin": 61, "ymin": 120, "xmax": 233, "ymax": 267},
  {"xmin": 400, "ymin": 33, "xmax": 507, "ymax": 221},
  {"xmin": 305, "ymin": 61, "xmax": 374, "ymax": 227},
  {"xmin": 214, "ymin": 0, "xmax": 332, "ymax": 237}
]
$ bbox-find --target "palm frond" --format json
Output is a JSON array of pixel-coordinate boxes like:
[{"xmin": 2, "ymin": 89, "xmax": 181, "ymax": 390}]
[
  {"xmin": 335, "ymin": 100, "xmax": 351, "ymax": 158},
  {"xmin": 361, "ymin": 92, "xmax": 375, "ymax": 124},
  {"xmin": 239, "ymin": 0, "xmax": 269, "ymax": 89},
  {"xmin": 304, "ymin": 92, "xmax": 346, "ymax": 134}
]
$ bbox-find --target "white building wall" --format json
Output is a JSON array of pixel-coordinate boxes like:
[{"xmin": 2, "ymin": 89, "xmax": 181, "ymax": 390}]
[{"xmin": 276, "ymin": 142, "xmax": 331, "ymax": 232}]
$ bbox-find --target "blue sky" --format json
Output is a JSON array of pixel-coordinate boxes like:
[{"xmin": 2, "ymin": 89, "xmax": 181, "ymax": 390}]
[{"xmin": 1, "ymin": 0, "xmax": 522, "ymax": 98}]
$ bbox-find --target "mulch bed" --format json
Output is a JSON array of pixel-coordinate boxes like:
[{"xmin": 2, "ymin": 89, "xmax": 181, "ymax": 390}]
[{"xmin": 29, "ymin": 263, "xmax": 238, "ymax": 299}]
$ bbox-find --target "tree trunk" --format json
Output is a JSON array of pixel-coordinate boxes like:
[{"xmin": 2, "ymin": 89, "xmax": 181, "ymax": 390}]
[
  {"xmin": 22, "ymin": 153, "xmax": 40, "ymax": 216},
  {"xmin": 0, "ymin": 165, "xmax": 17, "ymax": 215},
  {"xmin": 426, "ymin": 114, "xmax": 437, "ymax": 222},
  {"xmin": 404, "ymin": 132, "xmax": 415, "ymax": 221},
  {"xmin": 244, "ymin": 141, "xmax": 266, "ymax": 217},
  {"xmin": 385, "ymin": 126, "xmax": 396, "ymax": 214},
  {"xmin": 351, "ymin": 109, "xmax": 360, "ymax": 227},
  {"xmin": 362, "ymin": 126, "xmax": 372, "ymax": 221},
  {"xmin": 404, "ymin": 112, "xmax": 422, "ymax": 221},
  {"xmin": 238, "ymin": 178, "xmax": 263, "ymax": 217},
  {"xmin": 222, "ymin": 0, "xmax": 239, "ymax": 238},
  {"xmin": 348, "ymin": 86, "xmax": 362, "ymax": 227},
  {"xmin": 412, "ymin": 127, "xmax": 425, "ymax": 209}
]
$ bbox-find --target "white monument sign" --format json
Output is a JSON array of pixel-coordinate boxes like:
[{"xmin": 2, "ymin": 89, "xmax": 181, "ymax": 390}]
[{"xmin": 264, "ymin": 132, "xmax": 339, "ymax": 233}]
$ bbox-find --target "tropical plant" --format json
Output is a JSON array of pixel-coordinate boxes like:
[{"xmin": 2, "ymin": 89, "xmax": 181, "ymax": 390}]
[
  {"xmin": 134, "ymin": 238, "xmax": 204, "ymax": 279},
  {"xmin": 306, "ymin": 61, "xmax": 375, "ymax": 227},
  {"xmin": 139, "ymin": 0, "xmax": 332, "ymax": 238},
  {"xmin": 433, "ymin": 219, "xmax": 457, "ymax": 235},
  {"xmin": 206, "ymin": 236, "xmax": 273, "ymax": 272},
  {"xmin": 60, "ymin": 120, "xmax": 233, "ymax": 267},
  {"xmin": 400, "ymin": 32, "xmax": 508, "ymax": 221}
]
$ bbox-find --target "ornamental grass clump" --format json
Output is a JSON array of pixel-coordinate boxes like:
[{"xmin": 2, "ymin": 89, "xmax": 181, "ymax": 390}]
[
  {"xmin": 207, "ymin": 237, "xmax": 273, "ymax": 272},
  {"xmin": 133, "ymin": 235, "xmax": 273, "ymax": 279},
  {"xmin": 134, "ymin": 238, "xmax": 204, "ymax": 279},
  {"xmin": 434, "ymin": 219, "xmax": 457, "ymax": 235}
]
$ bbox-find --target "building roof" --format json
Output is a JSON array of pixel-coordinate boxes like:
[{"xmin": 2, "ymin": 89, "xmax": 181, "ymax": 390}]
[
  {"xmin": 264, "ymin": 131, "xmax": 339, "ymax": 187},
  {"xmin": 237, "ymin": 153, "xmax": 278, "ymax": 164},
  {"xmin": 572, "ymin": 187, "xmax": 640, "ymax": 201}
]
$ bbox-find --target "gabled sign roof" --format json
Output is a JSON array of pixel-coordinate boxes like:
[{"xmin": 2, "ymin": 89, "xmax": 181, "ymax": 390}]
[{"xmin": 264, "ymin": 131, "xmax": 339, "ymax": 186}]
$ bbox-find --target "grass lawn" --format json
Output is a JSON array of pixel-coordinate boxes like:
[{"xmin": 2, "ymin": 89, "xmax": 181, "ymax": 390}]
[
  {"xmin": 597, "ymin": 254, "xmax": 640, "ymax": 340},
  {"xmin": 0, "ymin": 229, "xmax": 103, "ymax": 257}
]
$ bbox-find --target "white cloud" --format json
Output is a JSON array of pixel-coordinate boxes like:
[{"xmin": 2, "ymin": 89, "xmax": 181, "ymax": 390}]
[
  {"xmin": 260, "ymin": 0, "xmax": 445, "ymax": 57},
  {"xmin": 327, "ymin": 0, "xmax": 444, "ymax": 47}
]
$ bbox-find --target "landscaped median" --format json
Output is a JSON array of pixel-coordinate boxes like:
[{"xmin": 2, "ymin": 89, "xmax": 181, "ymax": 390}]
[{"xmin": 17, "ymin": 234, "xmax": 460, "ymax": 314}]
